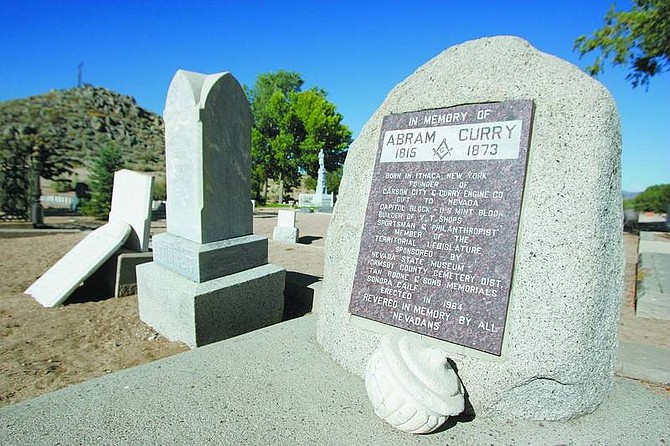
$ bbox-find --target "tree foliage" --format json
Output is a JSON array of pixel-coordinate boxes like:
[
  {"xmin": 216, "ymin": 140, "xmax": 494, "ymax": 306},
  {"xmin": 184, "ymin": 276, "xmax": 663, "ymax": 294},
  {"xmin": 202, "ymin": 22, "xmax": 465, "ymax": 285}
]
[
  {"xmin": 0, "ymin": 124, "xmax": 73, "ymax": 218},
  {"xmin": 0, "ymin": 128, "xmax": 31, "ymax": 218},
  {"xmin": 326, "ymin": 166, "xmax": 344, "ymax": 196},
  {"xmin": 624, "ymin": 183, "xmax": 670, "ymax": 213},
  {"xmin": 246, "ymin": 70, "xmax": 352, "ymax": 200},
  {"xmin": 81, "ymin": 143, "xmax": 125, "ymax": 220},
  {"xmin": 574, "ymin": 0, "xmax": 670, "ymax": 88}
]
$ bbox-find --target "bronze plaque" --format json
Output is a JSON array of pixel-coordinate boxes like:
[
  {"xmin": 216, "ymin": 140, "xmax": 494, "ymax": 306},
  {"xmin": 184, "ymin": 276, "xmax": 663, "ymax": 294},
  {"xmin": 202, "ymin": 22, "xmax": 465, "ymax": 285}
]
[{"xmin": 348, "ymin": 100, "xmax": 534, "ymax": 356}]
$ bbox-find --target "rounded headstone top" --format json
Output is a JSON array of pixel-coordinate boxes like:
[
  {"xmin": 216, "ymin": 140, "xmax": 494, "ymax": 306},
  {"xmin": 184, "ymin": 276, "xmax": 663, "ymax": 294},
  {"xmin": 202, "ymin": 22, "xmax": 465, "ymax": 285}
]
[{"xmin": 164, "ymin": 70, "xmax": 251, "ymax": 123}]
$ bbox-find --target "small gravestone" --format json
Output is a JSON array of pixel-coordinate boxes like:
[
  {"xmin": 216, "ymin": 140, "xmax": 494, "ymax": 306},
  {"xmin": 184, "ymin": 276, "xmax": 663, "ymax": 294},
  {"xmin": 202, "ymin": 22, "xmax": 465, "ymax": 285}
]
[
  {"xmin": 25, "ymin": 169, "xmax": 154, "ymax": 307},
  {"xmin": 273, "ymin": 210, "xmax": 299, "ymax": 243},
  {"xmin": 137, "ymin": 70, "xmax": 285, "ymax": 348},
  {"xmin": 317, "ymin": 36, "xmax": 624, "ymax": 426}
]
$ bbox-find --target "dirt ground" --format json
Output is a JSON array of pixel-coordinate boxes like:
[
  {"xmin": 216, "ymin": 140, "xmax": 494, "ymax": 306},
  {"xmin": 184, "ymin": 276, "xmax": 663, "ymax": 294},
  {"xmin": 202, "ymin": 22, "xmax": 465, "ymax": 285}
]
[
  {"xmin": 0, "ymin": 208, "xmax": 330, "ymax": 408},
  {"xmin": 0, "ymin": 209, "xmax": 666, "ymax": 408}
]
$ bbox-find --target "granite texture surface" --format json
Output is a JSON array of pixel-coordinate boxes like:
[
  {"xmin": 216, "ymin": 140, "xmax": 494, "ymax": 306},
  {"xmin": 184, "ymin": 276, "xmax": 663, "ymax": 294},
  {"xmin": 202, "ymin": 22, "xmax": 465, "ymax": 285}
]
[
  {"xmin": 152, "ymin": 232, "xmax": 268, "ymax": 283},
  {"xmin": 137, "ymin": 262, "xmax": 285, "ymax": 348},
  {"xmin": 1, "ymin": 315, "xmax": 667, "ymax": 445},
  {"xmin": 317, "ymin": 36, "xmax": 624, "ymax": 420}
]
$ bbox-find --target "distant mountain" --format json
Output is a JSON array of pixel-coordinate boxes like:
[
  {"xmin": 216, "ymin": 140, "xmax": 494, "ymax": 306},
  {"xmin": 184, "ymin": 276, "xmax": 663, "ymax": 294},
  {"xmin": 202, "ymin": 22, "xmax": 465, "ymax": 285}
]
[
  {"xmin": 622, "ymin": 191, "xmax": 641, "ymax": 200},
  {"xmin": 0, "ymin": 85, "xmax": 164, "ymax": 171}
]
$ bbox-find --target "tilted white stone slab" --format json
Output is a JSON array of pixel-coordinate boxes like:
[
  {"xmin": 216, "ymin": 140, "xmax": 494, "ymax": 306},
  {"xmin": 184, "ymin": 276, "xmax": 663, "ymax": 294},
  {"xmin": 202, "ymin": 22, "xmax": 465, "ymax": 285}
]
[
  {"xmin": 25, "ymin": 221, "xmax": 131, "ymax": 307},
  {"xmin": 108, "ymin": 169, "xmax": 154, "ymax": 252}
]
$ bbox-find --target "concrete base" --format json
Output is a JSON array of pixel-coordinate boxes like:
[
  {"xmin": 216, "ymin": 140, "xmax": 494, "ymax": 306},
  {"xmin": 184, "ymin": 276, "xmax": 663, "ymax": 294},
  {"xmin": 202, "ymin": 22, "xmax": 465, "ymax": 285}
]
[
  {"xmin": 272, "ymin": 226, "xmax": 299, "ymax": 243},
  {"xmin": 152, "ymin": 232, "xmax": 268, "ymax": 283},
  {"xmin": 1, "ymin": 315, "xmax": 668, "ymax": 445},
  {"xmin": 114, "ymin": 251, "xmax": 153, "ymax": 297},
  {"xmin": 137, "ymin": 262, "xmax": 285, "ymax": 348}
]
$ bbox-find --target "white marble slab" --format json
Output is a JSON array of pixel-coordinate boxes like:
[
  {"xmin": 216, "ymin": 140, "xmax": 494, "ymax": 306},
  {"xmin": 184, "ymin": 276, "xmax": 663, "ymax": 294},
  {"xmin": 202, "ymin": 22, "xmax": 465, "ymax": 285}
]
[
  {"xmin": 109, "ymin": 169, "xmax": 154, "ymax": 252},
  {"xmin": 163, "ymin": 70, "xmax": 253, "ymax": 244},
  {"xmin": 25, "ymin": 221, "xmax": 131, "ymax": 307},
  {"xmin": 276, "ymin": 210, "xmax": 296, "ymax": 228}
]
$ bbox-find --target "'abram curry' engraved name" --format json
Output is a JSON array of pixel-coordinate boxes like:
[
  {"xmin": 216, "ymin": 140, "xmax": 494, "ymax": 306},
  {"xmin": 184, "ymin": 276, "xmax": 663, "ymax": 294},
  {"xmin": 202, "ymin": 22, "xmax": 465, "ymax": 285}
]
[
  {"xmin": 385, "ymin": 130, "xmax": 436, "ymax": 146},
  {"xmin": 458, "ymin": 124, "xmax": 517, "ymax": 141}
]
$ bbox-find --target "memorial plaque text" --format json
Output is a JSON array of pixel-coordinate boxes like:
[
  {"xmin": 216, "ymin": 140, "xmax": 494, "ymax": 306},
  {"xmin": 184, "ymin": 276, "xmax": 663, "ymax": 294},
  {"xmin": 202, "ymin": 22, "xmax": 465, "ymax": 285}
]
[{"xmin": 349, "ymin": 100, "xmax": 534, "ymax": 355}]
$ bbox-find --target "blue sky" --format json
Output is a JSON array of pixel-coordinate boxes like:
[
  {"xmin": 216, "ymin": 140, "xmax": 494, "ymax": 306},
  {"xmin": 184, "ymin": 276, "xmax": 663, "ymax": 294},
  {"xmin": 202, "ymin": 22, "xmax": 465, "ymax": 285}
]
[{"xmin": 1, "ymin": 0, "xmax": 667, "ymax": 192}]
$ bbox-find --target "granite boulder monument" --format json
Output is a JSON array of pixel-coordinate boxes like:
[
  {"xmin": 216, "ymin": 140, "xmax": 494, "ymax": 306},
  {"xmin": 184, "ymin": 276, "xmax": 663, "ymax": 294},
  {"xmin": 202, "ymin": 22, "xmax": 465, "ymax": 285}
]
[{"xmin": 317, "ymin": 36, "xmax": 624, "ymax": 431}]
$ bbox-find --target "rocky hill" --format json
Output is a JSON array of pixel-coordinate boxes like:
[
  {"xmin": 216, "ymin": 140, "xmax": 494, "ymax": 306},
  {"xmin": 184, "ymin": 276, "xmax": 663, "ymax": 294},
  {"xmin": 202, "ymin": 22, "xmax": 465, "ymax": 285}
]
[{"xmin": 0, "ymin": 85, "xmax": 164, "ymax": 171}]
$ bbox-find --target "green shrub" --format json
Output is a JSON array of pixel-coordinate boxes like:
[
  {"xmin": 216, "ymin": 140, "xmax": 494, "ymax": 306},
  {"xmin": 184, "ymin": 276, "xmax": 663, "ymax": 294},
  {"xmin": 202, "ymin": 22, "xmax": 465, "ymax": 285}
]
[
  {"xmin": 628, "ymin": 184, "xmax": 670, "ymax": 213},
  {"xmin": 53, "ymin": 178, "xmax": 73, "ymax": 192},
  {"xmin": 152, "ymin": 177, "xmax": 166, "ymax": 201}
]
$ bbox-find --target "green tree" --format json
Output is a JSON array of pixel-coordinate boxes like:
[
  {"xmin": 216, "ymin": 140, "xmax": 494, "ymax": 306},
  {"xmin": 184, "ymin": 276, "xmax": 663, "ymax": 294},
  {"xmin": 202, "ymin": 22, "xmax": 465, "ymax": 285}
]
[
  {"xmin": 292, "ymin": 89, "xmax": 352, "ymax": 177},
  {"xmin": 302, "ymin": 175, "xmax": 317, "ymax": 192},
  {"xmin": 246, "ymin": 71, "xmax": 351, "ymax": 201},
  {"xmin": 247, "ymin": 71, "xmax": 304, "ymax": 200},
  {"xmin": 326, "ymin": 166, "xmax": 344, "ymax": 196},
  {"xmin": 82, "ymin": 143, "xmax": 125, "ymax": 219},
  {"xmin": 0, "ymin": 124, "xmax": 73, "ymax": 219},
  {"xmin": 574, "ymin": 0, "xmax": 670, "ymax": 88},
  {"xmin": 626, "ymin": 183, "xmax": 670, "ymax": 213},
  {"xmin": 0, "ymin": 128, "xmax": 31, "ymax": 218}
]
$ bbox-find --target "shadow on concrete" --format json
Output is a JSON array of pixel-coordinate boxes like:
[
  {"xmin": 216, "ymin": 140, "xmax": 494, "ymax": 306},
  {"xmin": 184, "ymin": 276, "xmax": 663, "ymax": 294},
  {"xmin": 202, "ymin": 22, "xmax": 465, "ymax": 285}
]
[
  {"xmin": 282, "ymin": 271, "xmax": 320, "ymax": 321},
  {"xmin": 298, "ymin": 235, "xmax": 322, "ymax": 245},
  {"xmin": 65, "ymin": 265, "xmax": 322, "ymax": 319},
  {"xmin": 437, "ymin": 359, "xmax": 477, "ymax": 432}
]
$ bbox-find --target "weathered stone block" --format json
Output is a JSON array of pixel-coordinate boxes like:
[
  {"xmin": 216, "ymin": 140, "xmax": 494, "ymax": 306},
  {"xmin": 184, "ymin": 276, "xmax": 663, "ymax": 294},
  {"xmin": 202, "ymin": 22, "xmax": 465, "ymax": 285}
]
[
  {"xmin": 25, "ymin": 221, "xmax": 131, "ymax": 307},
  {"xmin": 163, "ymin": 70, "xmax": 253, "ymax": 244},
  {"xmin": 108, "ymin": 169, "xmax": 154, "ymax": 252},
  {"xmin": 152, "ymin": 232, "xmax": 268, "ymax": 283},
  {"xmin": 137, "ymin": 262, "xmax": 285, "ymax": 348},
  {"xmin": 114, "ymin": 251, "xmax": 153, "ymax": 297}
]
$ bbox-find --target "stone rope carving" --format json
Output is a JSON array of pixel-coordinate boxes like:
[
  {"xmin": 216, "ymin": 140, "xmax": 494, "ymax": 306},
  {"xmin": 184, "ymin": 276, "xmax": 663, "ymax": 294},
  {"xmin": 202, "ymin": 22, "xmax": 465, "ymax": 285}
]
[{"xmin": 364, "ymin": 334, "xmax": 464, "ymax": 433}]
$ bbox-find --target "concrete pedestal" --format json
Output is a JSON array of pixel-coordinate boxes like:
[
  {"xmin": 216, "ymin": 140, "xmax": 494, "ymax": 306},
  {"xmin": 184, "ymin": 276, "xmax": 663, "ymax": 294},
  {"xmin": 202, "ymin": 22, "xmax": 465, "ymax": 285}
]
[
  {"xmin": 152, "ymin": 233, "xmax": 268, "ymax": 282},
  {"xmin": 137, "ymin": 262, "xmax": 285, "ymax": 348}
]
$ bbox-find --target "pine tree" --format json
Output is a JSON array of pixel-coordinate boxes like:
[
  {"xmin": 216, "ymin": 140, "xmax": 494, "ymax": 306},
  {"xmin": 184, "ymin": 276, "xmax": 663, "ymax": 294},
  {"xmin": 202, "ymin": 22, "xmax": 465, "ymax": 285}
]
[{"xmin": 82, "ymin": 142, "xmax": 125, "ymax": 219}]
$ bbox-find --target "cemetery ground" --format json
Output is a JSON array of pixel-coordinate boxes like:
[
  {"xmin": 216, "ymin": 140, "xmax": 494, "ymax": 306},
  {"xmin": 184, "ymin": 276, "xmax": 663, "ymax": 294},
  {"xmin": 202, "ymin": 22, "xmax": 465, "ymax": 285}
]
[{"xmin": 0, "ymin": 208, "xmax": 668, "ymax": 409}]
